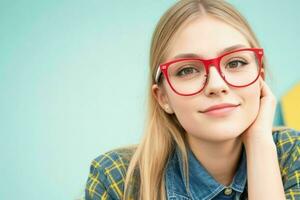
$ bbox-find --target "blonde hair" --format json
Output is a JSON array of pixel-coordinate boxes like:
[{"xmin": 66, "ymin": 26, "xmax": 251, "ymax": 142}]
[{"xmin": 123, "ymin": 0, "xmax": 267, "ymax": 199}]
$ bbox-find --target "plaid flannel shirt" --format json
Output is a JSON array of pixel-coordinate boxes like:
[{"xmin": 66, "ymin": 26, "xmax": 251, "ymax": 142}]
[{"xmin": 85, "ymin": 127, "xmax": 300, "ymax": 199}]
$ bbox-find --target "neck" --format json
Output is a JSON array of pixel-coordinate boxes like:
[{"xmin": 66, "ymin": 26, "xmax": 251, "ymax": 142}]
[{"xmin": 187, "ymin": 135, "xmax": 243, "ymax": 186}]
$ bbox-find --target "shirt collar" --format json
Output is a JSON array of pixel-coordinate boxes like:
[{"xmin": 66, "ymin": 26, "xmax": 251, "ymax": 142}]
[{"xmin": 172, "ymin": 144, "xmax": 247, "ymax": 200}]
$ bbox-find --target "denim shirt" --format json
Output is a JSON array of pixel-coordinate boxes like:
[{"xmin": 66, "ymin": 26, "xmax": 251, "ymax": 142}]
[
  {"xmin": 85, "ymin": 127, "xmax": 300, "ymax": 200},
  {"xmin": 165, "ymin": 145, "xmax": 248, "ymax": 200}
]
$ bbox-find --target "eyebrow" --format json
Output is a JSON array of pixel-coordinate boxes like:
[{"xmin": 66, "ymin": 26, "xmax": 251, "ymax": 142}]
[{"xmin": 173, "ymin": 44, "xmax": 248, "ymax": 59}]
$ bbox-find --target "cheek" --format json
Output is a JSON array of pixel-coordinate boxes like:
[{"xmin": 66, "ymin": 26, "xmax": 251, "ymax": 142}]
[
  {"xmin": 164, "ymin": 83, "xmax": 196, "ymax": 114},
  {"xmin": 243, "ymin": 80, "xmax": 261, "ymax": 106},
  {"xmin": 166, "ymin": 92, "xmax": 196, "ymax": 128},
  {"xmin": 241, "ymin": 84, "xmax": 261, "ymax": 124},
  {"xmin": 169, "ymin": 96, "xmax": 195, "ymax": 116}
]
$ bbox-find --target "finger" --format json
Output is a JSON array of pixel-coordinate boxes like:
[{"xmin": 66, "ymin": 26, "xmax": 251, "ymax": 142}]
[
  {"xmin": 258, "ymin": 78, "xmax": 277, "ymax": 127},
  {"xmin": 259, "ymin": 77, "xmax": 275, "ymax": 99}
]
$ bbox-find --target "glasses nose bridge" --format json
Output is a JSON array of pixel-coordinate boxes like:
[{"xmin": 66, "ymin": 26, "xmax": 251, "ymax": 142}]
[{"xmin": 202, "ymin": 58, "xmax": 222, "ymax": 75}]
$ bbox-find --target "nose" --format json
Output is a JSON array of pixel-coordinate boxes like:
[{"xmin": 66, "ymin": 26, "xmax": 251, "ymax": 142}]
[{"xmin": 203, "ymin": 66, "xmax": 229, "ymax": 96}]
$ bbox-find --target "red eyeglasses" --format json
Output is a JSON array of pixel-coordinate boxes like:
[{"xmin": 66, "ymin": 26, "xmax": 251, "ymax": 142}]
[{"xmin": 155, "ymin": 48, "xmax": 264, "ymax": 96}]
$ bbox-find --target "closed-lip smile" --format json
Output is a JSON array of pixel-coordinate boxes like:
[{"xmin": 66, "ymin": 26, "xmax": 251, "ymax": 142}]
[{"xmin": 200, "ymin": 103, "xmax": 240, "ymax": 113}]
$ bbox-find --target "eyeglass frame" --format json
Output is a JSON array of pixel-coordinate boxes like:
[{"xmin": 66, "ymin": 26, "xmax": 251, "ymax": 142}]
[{"xmin": 154, "ymin": 48, "xmax": 264, "ymax": 96}]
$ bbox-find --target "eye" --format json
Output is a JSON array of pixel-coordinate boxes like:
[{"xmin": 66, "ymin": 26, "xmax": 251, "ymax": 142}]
[
  {"xmin": 226, "ymin": 60, "xmax": 248, "ymax": 69},
  {"xmin": 176, "ymin": 65, "xmax": 199, "ymax": 77}
]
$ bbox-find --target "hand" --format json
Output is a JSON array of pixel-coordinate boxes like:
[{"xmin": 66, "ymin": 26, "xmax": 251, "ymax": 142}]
[{"xmin": 241, "ymin": 77, "xmax": 277, "ymax": 146}]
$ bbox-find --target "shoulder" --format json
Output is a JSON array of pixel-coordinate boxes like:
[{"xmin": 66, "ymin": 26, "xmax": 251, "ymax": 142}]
[
  {"xmin": 272, "ymin": 126, "xmax": 300, "ymax": 162},
  {"xmin": 93, "ymin": 145, "xmax": 137, "ymax": 172},
  {"xmin": 272, "ymin": 126, "xmax": 300, "ymax": 153},
  {"xmin": 85, "ymin": 145, "xmax": 137, "ymax": 200},
  {"xmin": 272, "ymin": 127, "xmax": 300, "ymax": 197}
]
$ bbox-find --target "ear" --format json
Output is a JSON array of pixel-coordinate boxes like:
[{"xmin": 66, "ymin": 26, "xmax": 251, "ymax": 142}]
[
  {"xmin": 259, "ymin": 68, "xmax": 265, "ymax": 90},
  {"xmin": 152, "ymin": 84, "xmax": 174, "ymax": 114},
  {"xmin": 260, "ymin": 68, "xmax": 265, "ymax": 80}
]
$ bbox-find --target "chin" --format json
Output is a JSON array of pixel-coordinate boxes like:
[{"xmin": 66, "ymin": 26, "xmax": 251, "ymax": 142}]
[
  {"xmin": 196, "ymin": 125, "xmax": 246, "ymax": 142},
  {"xmin": 184, "ymin": 112, "xmax": 255, "ymax": 142}
]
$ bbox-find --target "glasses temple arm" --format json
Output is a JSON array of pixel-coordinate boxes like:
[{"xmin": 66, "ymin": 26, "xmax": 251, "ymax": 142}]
[{"xmin": 155, "ymin": 67, "xmax": 161, "ymax": 83}]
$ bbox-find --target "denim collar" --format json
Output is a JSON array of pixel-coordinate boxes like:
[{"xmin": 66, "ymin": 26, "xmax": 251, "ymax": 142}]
[{"xmin": 165, "ymin": 144, "xmax": 247, "ymax": 200}]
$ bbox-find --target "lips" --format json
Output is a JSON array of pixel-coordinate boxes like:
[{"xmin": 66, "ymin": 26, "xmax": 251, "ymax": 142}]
[{"xmin": 201, "ymin": 103, "xmax": 240, "ymax": 113}]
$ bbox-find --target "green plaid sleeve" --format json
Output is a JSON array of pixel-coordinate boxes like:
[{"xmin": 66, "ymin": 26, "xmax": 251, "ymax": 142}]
[
  {"xmin": 85, "ymin": 148, "xmax": 135, "ymax": 200},
  {"xmin": 85, "ymin": 158, "xmax": 113, "ymax": 200},
  {"xmin": 274, "ymin": 128, "xmax": 300, "ymax": 199}
]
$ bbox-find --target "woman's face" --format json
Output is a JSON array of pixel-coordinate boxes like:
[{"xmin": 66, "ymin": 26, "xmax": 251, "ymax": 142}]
[{"xmin": 153, "ymin": 15, "xmax": 263, "ymax": 143}]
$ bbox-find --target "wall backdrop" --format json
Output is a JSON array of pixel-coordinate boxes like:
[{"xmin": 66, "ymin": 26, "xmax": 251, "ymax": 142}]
[{"xmin": 1, "ymin": 0, "xmax": 299, "ymax": 199}]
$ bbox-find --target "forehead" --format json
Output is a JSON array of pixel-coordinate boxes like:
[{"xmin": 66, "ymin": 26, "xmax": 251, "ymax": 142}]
[{"xmin": 166, "ymin": 15, "xmax": 250, "ymax": 60}]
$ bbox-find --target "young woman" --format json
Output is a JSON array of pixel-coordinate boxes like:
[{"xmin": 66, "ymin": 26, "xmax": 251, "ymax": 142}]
[{"xmin": 85, "ymin": 0, "xmax": 300, "ymax": 199}]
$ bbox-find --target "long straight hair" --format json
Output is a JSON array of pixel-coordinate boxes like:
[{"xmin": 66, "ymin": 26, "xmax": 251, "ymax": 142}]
[{"xmin": 123, "ymin": 0, "xmax": 267, "ymax": 199}]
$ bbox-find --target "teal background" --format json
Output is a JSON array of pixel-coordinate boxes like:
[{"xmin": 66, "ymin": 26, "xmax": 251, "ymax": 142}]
[{"xmin": 0, "ymin": 0, "xmax": 299, "ymax": 199}]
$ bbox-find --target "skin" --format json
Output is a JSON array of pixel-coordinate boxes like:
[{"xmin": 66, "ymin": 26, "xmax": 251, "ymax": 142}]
[{"xmin": 152, "ymin": 15, "xmax": 285, "ymax": 199}]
